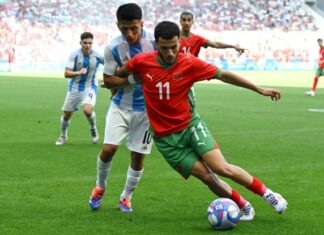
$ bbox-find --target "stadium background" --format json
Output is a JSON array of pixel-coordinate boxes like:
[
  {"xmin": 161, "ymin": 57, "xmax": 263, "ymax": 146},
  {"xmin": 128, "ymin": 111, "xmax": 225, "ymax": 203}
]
[
  {"xmin": 1, "ymin": 0, "xmax": 324, "ymax": 73},
  {"xmin": 1, "ymin": 1, "xmax": 324, "ymax": 235}
]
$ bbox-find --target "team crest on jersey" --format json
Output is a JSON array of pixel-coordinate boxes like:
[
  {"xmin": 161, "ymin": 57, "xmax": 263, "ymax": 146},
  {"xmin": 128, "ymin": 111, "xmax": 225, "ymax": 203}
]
[
  {"xmin": 77, "ymin": 61, "xmax": 82, "ymax": 67},
  {"xmin": 173, "ymin": 72, "xmax": 183, "ymax": 80}
]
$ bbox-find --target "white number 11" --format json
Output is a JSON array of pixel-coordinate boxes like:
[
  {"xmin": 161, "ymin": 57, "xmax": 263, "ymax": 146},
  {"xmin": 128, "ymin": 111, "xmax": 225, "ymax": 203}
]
[{"xmin": 156, "ymin": 81, "xmax": 170, "ymax": 100}]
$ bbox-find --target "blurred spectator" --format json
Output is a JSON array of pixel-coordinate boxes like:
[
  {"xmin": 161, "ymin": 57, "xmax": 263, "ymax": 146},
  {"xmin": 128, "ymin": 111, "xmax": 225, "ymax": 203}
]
[{"xmin": 0, "ymin": 0, "xmax": 322, "ymax": 70}]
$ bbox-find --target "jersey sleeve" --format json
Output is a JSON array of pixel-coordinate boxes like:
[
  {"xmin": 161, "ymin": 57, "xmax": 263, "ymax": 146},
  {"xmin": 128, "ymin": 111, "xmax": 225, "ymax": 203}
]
[
  {"xmin": 66, "ymin": 52, "xmax": 76, "ymax": 70},
  {"xmin": 125, "ymin": 54, "xmax": 140, "ymax": 74},
  {"xmin": 192, "ymin": 56, "xmax": 220, "ymax": 82},
  {"xmin": 103, "ymin": 45, "xmax": 118, "ymax": 75},
  {"xmin": 198, "ymin": 35, "xmax": 208, "ymax": 48}
]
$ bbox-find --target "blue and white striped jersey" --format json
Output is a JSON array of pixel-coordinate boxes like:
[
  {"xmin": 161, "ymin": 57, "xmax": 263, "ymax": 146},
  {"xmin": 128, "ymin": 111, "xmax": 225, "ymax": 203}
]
[
  {"xmin": 104, "ymin": 30, "xmax": 156, "ymax": 111},
  {"xmin": 66, "ymin": 49, "xmax": 104, "ymax": 93}
]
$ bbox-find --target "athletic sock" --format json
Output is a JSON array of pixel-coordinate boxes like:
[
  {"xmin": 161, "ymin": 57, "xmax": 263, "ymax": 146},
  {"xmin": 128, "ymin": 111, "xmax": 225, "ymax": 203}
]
[
  {"xmin": 246, "ymin": 177, "xmax": 267, "ymax": 196},
  {"xmin": 60, "ymin": 115, "xmax": 70, "ymax": 138},
  {"xmin": 87, "ymin": 112, "xmax": 97, "ymax": 130},
  {"xmin": 312, "ymin": 77, "xmax": 319, "ymax": 92},
  {"xmin": 230, "ymin": 189, "xmax": 248, "ymax": 209},
  {"xmin": 120, "ymin": 166, "xmax": 143, "ymax": 199},
  {"xmin": 96, "ymin": 156, "xmax": 112, "ymax": 189}
]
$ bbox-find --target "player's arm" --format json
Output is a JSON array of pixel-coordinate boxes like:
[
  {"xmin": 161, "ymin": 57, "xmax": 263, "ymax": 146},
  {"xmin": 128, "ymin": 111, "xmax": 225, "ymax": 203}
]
[
  {"xmin": 216, "ymin": 70, "xmax": 281, "ymax": 101},
  {"xmin": 205, "ymin": 40, "xmax": 245, "ymax": 55},
  {"xmin": 64, "ymin": 67, "xmax": 87, "ymax": 78},
  {"xmin": 103, "ymin": 66, "xmax": 135, "ymax": 89}
]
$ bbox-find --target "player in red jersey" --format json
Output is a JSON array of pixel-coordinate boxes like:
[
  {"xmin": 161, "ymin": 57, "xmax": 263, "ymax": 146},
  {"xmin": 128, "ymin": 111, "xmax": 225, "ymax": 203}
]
[
  {"xmin": 306, "ymin": 38, "xmax": 324, "ymax": 96},
  {"xmin": 179, "ymin": 11, "xmax": 245, "ymax": 108},
  {"xmin": 105, "ymin": 21, "xmax": 288, "ymax": 220},
  {"xmin": 179, "ymin": 11, "xmax": 245, "ymax": 57}
]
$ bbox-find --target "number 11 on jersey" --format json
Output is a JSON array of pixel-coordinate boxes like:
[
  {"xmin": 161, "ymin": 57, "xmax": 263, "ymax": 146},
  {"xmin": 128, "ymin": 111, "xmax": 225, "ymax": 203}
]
[{"xmin": 156, "ymin": 82, "xmax": 170, "ymax": 100}]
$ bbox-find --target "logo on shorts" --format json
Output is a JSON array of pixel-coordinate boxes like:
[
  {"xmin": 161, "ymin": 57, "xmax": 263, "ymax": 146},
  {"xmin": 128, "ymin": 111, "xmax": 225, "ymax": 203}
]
[{"xmin": 142, "ymin": 145, "xmax": 147, "ymax": 150}]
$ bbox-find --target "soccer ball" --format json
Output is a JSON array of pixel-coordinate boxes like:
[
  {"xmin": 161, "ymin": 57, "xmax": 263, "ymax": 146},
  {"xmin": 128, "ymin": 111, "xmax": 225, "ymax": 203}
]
[{"xmin": 207, "ymin": 198, "xmax": 240, "ymax": 230}]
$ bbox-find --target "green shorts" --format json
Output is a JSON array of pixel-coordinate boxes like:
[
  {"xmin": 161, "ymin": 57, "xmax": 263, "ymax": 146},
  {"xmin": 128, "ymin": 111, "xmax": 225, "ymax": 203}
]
[
  {"xmin": 316, "ymin": 68, "xmax": 324, "ymax": 77},
  {"xmin": 153, "ymin": 114, "xmax": 218, "ymax": 178}
]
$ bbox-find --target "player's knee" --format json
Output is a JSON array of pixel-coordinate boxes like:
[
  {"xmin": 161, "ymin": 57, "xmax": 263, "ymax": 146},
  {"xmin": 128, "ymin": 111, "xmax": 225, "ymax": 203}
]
[
  {"xmin": 83, "ymin": 109, "xmax": 92, "ymax": 117},
  {"xmin": 63, "ymin": 111, "xmax": 72, "ymax": 120},
  {"xmin": 102, "ymin": 145, "xmax": 118, "ymax": 158}
]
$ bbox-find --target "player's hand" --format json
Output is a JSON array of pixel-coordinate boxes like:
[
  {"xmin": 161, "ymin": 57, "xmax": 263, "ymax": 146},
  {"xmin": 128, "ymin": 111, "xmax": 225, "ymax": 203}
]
[
  {"xmin": 234, "ymin": 46, "xmax": 246, "ymax": 56},
  {"xmin": 260, "ymin": 88, "xmax": 281, "ymax": 101},
  {"xmin": 79, "ymin": 67, "xmax": 88, "ymax": 75}
]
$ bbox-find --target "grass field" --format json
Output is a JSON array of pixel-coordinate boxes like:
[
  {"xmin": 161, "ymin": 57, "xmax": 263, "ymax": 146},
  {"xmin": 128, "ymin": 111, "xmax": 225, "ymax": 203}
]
[{"xmin": 1, "ymin": 72, "xmax": 324, "ymax": 234}]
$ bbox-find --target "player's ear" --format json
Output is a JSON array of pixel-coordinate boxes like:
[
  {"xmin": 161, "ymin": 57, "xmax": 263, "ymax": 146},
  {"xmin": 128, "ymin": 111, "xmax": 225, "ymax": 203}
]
[{"xmin": 140, "ymin": 20, "xmax": 144, "ymax": 28}]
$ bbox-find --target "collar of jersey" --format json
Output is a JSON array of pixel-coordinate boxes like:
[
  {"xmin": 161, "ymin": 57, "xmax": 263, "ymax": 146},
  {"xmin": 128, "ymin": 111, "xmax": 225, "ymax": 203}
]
[
  {"xmin": 155, "ymin": 55, "xmax": 178, "ymax": 70},
  {"xmin": 180, "ymin": 32, "xmax": 191, "ymax": 40}
]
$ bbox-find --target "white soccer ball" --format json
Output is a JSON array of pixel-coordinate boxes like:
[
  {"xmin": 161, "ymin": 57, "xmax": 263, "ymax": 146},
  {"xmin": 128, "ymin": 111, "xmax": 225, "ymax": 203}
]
[{"xmin": 207, "ymin": 198, "xmax": 240, "ymax": 230}]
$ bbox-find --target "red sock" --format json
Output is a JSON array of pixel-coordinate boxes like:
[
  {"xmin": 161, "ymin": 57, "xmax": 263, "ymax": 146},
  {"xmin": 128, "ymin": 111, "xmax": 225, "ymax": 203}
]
[
  {"xmin": 312, "ymin": 77, "xmax": 319, "ymax": 92},
  {"xmin": 230, "ymin": 189, "xmax": 247, "ymax": 209},
  {"xmin": 246, "ymin": 177, "xmax": 267, "ymax": 196}
]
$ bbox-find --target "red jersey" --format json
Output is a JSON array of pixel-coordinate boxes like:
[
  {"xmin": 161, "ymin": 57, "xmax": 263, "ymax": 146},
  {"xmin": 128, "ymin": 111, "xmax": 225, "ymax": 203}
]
[
  {"xmin": 179, "ymin": 33, "xmax": 208, "ymax": 57},
  {"xmin": 319, "ymin": 46, "xmax": 324, "ymax": 69},
  {"xmin": 126, "ymin": 51, "xmax": 219, "ymax": 138}
]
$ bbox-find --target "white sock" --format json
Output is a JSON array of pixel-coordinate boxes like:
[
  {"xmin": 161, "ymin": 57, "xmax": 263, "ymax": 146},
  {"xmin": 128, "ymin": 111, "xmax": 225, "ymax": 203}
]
[
  {"xmin": 120, "ymin": 166, "xmax": 143, "ymax": 200},
  {"xmin": 87, "ymin": 112, "xmax": 97, "ymax": 130},
  {"xmin": 96, "ymin": 156, "xmax": 112, "ymax": 189},
  {"xmin": 60, "ymin": 115, "xmax": 70, "ymax": 138}
]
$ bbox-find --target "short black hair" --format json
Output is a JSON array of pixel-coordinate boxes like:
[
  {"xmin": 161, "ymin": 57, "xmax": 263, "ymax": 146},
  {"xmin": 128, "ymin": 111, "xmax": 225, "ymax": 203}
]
[
  {"xmin": 117, "ymin": 3, "xmax": 142, "ymax": 21},
  {"xmin": 154, "ymin": 21, "xmax": 180, "ymax": 42},
  {"xmin": 180, "ymin": 11, "xmax": 194, "ymax": 20},
  {"xmin": 318, "ymin": 38, "xmax": 323, "ymax": 42},
  {"xmin": 80, "ymin": 32, "xmax": 93, "ymax": 40}
]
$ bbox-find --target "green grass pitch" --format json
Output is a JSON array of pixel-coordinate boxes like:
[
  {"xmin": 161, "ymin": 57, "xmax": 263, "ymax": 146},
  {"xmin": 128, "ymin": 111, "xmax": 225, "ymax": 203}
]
[{"xmin": 1, "ymin": 72, "xmax": 324, "ymax": 234}]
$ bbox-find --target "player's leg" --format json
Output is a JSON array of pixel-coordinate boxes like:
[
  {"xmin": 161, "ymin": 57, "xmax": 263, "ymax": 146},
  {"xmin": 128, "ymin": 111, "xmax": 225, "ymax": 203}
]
[
  {"xmin": 118, "ymin": 151, "xmax": 145, "ymax": 213},
  {"xmin": 154, "ymin": 129, "xmax": 254, "ymax": 221},
  {"xmin": 82, "ymin": 89, "xmax": 99, "ymax": 143},
  {"xmin": 56, "ymin": 91, "xmax": 79, "ymax": 145},
  {"xmin": 191, "ymin": 118, "xmax": 287, "ymax": 214},
  {"xmin": 119, "ymin": 112, "xmax": 153, "ymax": 212},
  {"xmin": 89, "ymin": 103, "xmax": 129, "ymax": 210},
  {"xmin": 202, "ymin": 149, "xmax": 288, "ymax": 214},
  {"xmin": 306, "ymin": 69, "xmax": 322, "ymax": 96},
  {"xmin": 190, "ymin": 159, "xmax": 255, "ymax": 221}
]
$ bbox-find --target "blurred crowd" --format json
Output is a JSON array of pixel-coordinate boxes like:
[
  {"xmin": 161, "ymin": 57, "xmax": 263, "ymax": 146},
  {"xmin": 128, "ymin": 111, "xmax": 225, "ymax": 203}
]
[{"xmin": 0, "ymin": 0, "xmax": 321, "ymax": 69}]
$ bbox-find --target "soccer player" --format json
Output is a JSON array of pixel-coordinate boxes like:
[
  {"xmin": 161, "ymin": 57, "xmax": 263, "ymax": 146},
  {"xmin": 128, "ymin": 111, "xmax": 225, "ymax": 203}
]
[
  {"xmin": 55, "ymin": 32, "xmax": 103, "ymax": 145},
  {"xmin": 179, "ymin": 11, "xmax": 245, "ymax": 107},
  {"xmin": 306, "ymin": 38, "xmax": 324, "ymax": 96},
  {"xmin": 106, "ymin": 21, "xmax": 288, "ymax": 220},
  {"xmin": 88, "ymin": 3, "xmax": 155, "ymax": 213},
  {"xmin": 179, "ymin": 11, "xmax": 245, "ymax": 57}
]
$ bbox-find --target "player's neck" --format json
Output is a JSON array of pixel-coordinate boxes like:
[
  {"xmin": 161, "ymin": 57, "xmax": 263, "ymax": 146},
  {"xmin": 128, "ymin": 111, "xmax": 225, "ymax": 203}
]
[
  {"xmin": 181, "ymin": 30, "xmax": 191, "ymax": 38},
  {"xmin": 82, "ymin": 49, "xmax": 91, "ymax": 56}
]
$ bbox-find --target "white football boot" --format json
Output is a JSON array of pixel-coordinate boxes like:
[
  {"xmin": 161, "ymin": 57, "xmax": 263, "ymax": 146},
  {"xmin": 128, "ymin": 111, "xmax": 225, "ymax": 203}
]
[
  {"xmin": 240, "ymin": 202, "xmax": 255, "ymax": 221},
  {"xmin": 55, "ymin": 136, "xmax": 67, "ymax": 145},
  {"xmin": 306, "ymin": 90, "xmax": 315, "ymax": 96},
  {"xmin": 263, "ymin": 189, "xmax": 288, "ymax": 214}
]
